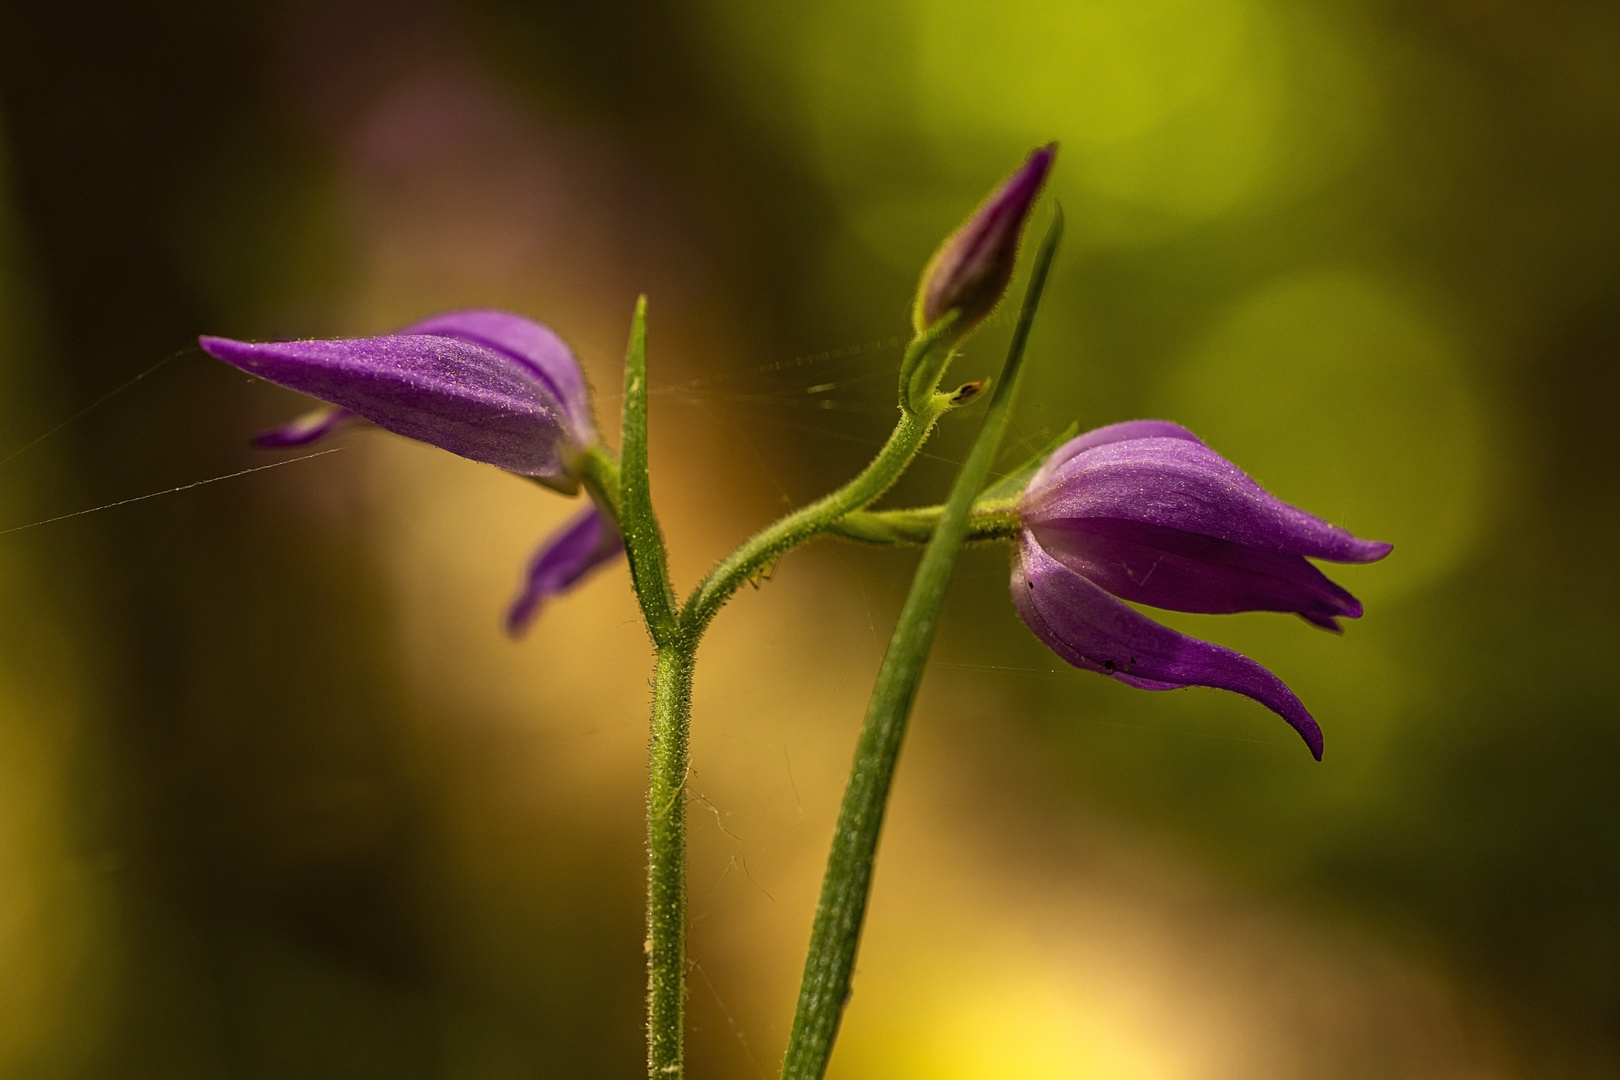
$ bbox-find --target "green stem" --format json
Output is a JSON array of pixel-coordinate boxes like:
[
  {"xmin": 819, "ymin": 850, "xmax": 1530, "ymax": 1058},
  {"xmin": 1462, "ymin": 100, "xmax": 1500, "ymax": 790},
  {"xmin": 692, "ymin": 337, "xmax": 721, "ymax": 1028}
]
[
  {"xmin": 606, "ymin": 298, "xmax": 694, "ymax": 1080},
  {"xmin": 576, "ymin": 445, "xmax": 622, "ymax": 519},
  {"xmin": 647, "ymin": 643, "xmax": 696, "ymax": 1079},
  {"xmin": 827, "ymin": 501, "xmax": 1021, "ymax": 546},
  {"xmin": 779, "ymin": 208, "xmax": 1064, "ymax": 1080},
  {"xmin": 680, "ymin": 398, "xmax": 949, "ymax": 636}
]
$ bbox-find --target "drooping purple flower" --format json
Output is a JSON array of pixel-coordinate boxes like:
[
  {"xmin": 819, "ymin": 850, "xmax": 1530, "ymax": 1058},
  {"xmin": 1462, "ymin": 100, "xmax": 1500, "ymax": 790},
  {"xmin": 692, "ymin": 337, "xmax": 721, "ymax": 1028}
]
[
  {"xmin": 1012, "ymin": 421, "xmax": 1392, "ymax": 759},
  {"xmin": 915, "ymin": 143, "xmax": 1056, "ymax": 335},
  {"xmin": 203, "ymin": 309, "xmax": 625, "ymax": 629},
  {"xmin": 200, "ymin": 309, "xmax": 596, "ymax": 487},
  {"xmin": 505, "ymin": 503, "xmax": 625, "ymax": 637}
]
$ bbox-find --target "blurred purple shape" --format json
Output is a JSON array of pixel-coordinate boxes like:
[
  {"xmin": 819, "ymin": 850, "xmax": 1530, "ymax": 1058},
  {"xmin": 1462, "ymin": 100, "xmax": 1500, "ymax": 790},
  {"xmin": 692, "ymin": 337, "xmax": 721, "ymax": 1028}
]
[
  {"xmin": 505, "ymin": 503, "xmax": 625, "ymax": 637},
  {"xmin": 1013, "ymin": 423, "xmax": 1393, "ymax": 758}
]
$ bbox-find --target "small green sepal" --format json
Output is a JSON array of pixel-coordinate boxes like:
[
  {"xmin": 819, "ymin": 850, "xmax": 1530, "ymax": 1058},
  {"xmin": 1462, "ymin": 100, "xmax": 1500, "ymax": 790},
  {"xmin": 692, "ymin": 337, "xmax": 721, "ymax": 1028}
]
[{"xmin": 976, "ymin": 420, "xmax": 1080, "ymax": 503}]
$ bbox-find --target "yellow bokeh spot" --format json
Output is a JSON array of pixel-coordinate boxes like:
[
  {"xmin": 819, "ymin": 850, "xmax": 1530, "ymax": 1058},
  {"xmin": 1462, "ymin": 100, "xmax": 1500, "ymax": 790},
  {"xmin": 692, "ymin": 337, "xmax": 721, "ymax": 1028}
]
[
  {"xmin": 833, "ymin": 924, "xmax": 1184, "ymax": 1080},
  {"xmin": 702, "ymin": 0, "xmax": 1377, "ymax": 231},
  {"xmin": 1157, "ymin": 270, "xmax": 1487, "ymax": 602},
  {"xmin": 910, "ymin": 0, "xmax": 1279, "ymax": 218}
]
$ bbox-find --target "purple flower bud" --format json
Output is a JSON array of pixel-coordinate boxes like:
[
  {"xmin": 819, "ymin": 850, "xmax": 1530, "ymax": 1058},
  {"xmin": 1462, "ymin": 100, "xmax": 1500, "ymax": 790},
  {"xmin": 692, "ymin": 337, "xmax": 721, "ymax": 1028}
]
[
  {"xmin": 1013, "ymin": 421, "xmax": 1392, "ymax": 759},
  {"xmin": 201, "ymin": 309, "xmax": 596, "ymax": 485},
  {"xmin": 915, "ymin": 144, "xmax": 1057, "ymax": 334},
  {"xmin": 505, "ymin": 503, "xmax": 625, "ymax": 637}
]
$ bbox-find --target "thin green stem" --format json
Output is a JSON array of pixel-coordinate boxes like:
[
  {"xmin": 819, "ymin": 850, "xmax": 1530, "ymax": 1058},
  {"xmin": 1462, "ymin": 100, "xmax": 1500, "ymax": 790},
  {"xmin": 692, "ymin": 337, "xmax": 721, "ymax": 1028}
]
[
  {"xmin": 898, "ymin": 309, "xmax": 962, "ymax": 416},
  {"xmin": 680, "ymin": 398, "xmax": 948, "ymax": 637},
  {"xmin": 607, "ymin": 298, "xmax": 694, "ymax": 1080},
  {"xmin": 646, "ymin": 643, "xmax": 696, "ymax": 1080},
  {"xmin": 827, "ymin": 500, "xmax": 1021, "ymax": 546},
  {"xmin": 599, "ymin": 216, "xmax": 1049, "ymax": 1080},
  {"xmin": 576, "ymin": 444, "xmax": 622, "ymax": 519},
  {"xmin": 780, "ymin": 208, "xmax": 1064, "ymax": 1080}
]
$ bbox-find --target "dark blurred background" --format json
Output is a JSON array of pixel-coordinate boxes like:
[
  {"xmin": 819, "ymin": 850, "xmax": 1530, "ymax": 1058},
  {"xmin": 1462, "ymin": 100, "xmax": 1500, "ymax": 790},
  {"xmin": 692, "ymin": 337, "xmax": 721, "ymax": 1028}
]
[{"xmin": 0, "ymin": 0, "xmax": 1616, "ymax": 1077}]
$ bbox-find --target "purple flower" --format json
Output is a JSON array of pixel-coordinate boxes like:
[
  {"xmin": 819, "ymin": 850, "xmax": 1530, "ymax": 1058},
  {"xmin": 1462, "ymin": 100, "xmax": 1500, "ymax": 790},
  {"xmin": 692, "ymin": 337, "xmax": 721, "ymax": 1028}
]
[
  {"xmin": 1012, "ymin": 420, "xmax": 1392, "ymax": 759},
  {"xmin": 202, "ymin": 309, "xmax": 623, "ymax": 630},
  {"xmin": 200, "ymin": 309, "xmax": 596, "ymax": 487},
  {"xmin": 505, "ymin": 503, "xmax": 625, "ymax": 637},
  {"xmin": 915, "ymin": 143, "xmax": 1056, "ymax": 335}
]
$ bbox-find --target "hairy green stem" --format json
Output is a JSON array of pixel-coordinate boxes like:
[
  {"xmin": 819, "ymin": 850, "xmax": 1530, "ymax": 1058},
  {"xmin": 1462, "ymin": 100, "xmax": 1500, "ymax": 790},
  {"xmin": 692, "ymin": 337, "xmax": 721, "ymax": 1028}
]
[
  {"xmin": 780, "ymin": 208, "xmax": 1064, "ymax": 1080},
  {"xmin": 646, "ymin": 643, "xmax": 696, "ymax": 1078},
  {"xmin": 598, "ymin": 228, "xmax": 1040, "ymax": 1080},
  {"xmin": 610, "ymin": 299, "xmax": 694, "ymax": 1080},
  {"xmin": 608, "ymin": 308, "xmax": 954, "ymax": 1079},
  {"xmin": 898, "ymin": 309, "xmax": 962, "ymax": 415},
  {"xmin": 827, "ymin": 501, "xmax": 1021, "ymax": 546}
]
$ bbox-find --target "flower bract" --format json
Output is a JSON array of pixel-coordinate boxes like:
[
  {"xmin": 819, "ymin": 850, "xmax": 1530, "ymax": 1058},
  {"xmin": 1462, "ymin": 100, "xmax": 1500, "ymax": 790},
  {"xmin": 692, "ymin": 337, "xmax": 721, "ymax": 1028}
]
[{"xmin": 1012, "ymin": 420, "xmax": 1392, "ymax": 759}]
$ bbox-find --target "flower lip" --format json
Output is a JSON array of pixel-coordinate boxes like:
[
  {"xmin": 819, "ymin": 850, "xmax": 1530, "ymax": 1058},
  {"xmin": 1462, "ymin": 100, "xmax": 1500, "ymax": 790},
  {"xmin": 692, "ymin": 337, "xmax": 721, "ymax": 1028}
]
[
  {"xmin": 1028, "ymin": 517, "xmax": 1366, "ymax": 629},
  {"xmin": 201, "ymin": 310, "xmax": 592, "ymax": 480},
  {"xmin": 1013, "ymin": 530, "xmax": 1325, "ymax": 759},
  {"xmin": 505, "ymin": 502, "xmax": 625, "ymax": 636}
]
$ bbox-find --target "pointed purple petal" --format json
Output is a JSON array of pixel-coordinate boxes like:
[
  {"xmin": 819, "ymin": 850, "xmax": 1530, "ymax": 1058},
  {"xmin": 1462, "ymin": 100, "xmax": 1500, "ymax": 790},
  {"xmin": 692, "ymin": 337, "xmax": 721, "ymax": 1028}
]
[
  {"xmin": 1029, "ymin": 517, "xmax": 1365, "ymax": 627},
  {"xmin": 1028, "ymin": 420, "xmax": 1204, "ymax": 490},
  {"xmin": 201, "ymin": 332, "xmax": 574, "ymax": 479},
  {"xmin": 1023, "ymin": 435, "xmax": 1392, "ymax": 564},
  {"xmin": 505, "ymin": 503, "xmax": 625, "ymax": 637},
  {"xmin": 252, "ymin": 406, "xmax": 365, "ymax": 449},
  {"xmin": 402, "ymin": 309, "xmax": 594, "ymax": 442},
  {"xmin": 1012, "ymin": 532, "xmax": 1323, "ymax": 758}
]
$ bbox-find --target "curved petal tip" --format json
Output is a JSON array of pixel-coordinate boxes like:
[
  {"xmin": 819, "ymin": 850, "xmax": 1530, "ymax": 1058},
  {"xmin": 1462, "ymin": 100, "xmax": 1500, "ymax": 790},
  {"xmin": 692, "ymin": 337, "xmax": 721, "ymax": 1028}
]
[
  {"xmin": 1013, "ymin": 533, "xmax": 1324, "ymax": 759},
  {"xmin": 252, "ymin": 406, "xmax": 362, "ymax": 449},
  {"xmin": 505, "ymin": 504, "xmax": 625, "ymax": 637}
]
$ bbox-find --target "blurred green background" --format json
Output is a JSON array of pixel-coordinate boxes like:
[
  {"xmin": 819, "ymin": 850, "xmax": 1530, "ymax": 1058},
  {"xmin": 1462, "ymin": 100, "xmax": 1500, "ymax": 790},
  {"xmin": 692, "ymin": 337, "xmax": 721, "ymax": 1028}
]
[{"xmin": 0, "ymin": 0, "xmax": 1616, "ymax": 1076}]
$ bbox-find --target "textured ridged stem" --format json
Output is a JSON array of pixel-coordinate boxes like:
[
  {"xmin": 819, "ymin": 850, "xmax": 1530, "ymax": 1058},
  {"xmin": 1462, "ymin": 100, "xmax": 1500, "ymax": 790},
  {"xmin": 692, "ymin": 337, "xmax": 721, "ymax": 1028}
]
[
  {"xmin": 780, "ymin": 208, "xmax": 1064, "ymax": 1080},
  {"xmin": 646, "ymin": 643, "xmax": 695, "ymax": 1079}
]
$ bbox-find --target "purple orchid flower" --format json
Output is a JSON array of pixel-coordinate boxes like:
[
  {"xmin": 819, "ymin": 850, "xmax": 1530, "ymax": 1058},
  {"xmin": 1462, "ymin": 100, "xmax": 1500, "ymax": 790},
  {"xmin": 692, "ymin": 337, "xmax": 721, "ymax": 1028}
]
[
  {"xmin": 201, "ymin": 308, "xmax": 596, "ymax": 487},
  {"xmin": 1012, "ymin": 420, "xmax": 1392, "ymax": 759},
  {"xmin": 200, "ymin": 309, "xmax": 623, "ymax": 633}
]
